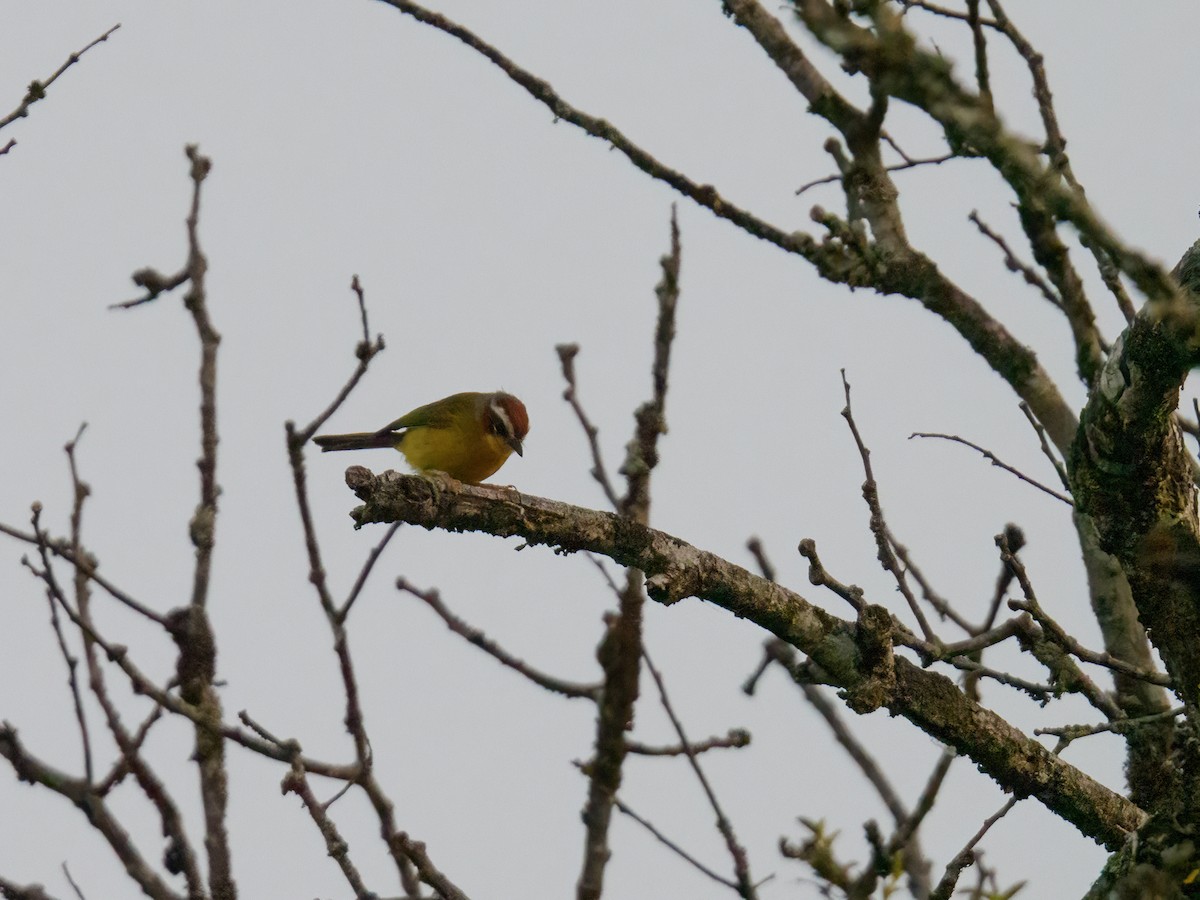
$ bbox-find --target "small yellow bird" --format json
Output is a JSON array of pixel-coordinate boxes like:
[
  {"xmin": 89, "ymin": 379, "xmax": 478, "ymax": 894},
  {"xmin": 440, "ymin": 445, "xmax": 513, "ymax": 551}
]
[{"xmin": 314, "ymin": 391, "xmax": 529, "ymax": 484}]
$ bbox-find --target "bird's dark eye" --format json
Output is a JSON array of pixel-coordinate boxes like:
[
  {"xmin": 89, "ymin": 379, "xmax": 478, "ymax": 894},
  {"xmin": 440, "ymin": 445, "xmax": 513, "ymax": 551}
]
[{"xmin": 488, "ymin": 404, "xmax": 514, "ymax": 440}]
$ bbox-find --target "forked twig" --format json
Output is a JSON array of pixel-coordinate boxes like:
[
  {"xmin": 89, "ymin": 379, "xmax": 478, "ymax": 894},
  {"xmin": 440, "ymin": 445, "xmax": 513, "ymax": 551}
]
[{"xmin": 841, "ymin": 372, "xmax": 935, "ymax": 641}]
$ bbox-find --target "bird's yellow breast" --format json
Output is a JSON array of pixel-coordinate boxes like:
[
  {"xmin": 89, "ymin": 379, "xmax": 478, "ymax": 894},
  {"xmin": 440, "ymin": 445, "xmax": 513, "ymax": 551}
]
[{"xmin": 397, "ymin": 426, "xmax": 514, "ymax": 484}]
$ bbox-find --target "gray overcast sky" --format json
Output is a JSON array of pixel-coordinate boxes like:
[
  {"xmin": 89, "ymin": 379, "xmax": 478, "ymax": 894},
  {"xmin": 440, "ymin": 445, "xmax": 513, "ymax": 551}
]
[{"xmin": 3, "ymin": 2, "xmax": 1198, "ymax": 897}]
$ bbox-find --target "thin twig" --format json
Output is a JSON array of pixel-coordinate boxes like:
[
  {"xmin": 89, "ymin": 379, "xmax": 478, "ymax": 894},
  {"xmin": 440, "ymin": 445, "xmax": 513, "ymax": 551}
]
[
  {"xmin": 556, "ymin": 343, "xmax": 620, "ymax": 509},
  {"xmin": 887, "ymin": 537, "xmax": 974, "ymax": 633},
  {"xmin": 968, "ymin": 210, "xmax": 1061, "ymax": 308},
  {"xmin": 997, "ymin": 535, "xmax": 1125, "ymax": 719},
  {"xmin": 609, "ymin": 790, "xmax": 740, "ymax": 890},
  {"xmin": 0, "ymin": 520, "xmax": 167, "ymax": 625},
  {"xmin": 397, "ymin": 578, "xmax": 601, "ymax": 700},
  {"xmin": 1018, "ymin": 401, "xmax": 1072, "ymax": 492},
  {"xmin": 910, "ymin": 431, "xmax": 1073, "ymax": 505},
  {"xmin": 1035, "ymin": 705, "xmax": 1185, "ymax": 744},
  {"xmin": 936, "ymin": 618, "xmax": 1024, "ymax": 658},
  {"xmin": 59, "ymin": 864, "xmax": 85, "ymax": 900},
  {"xmin": 979, "ymin": 523, "xmax": 1024, "ymax": 636},
  {"xmin": 841, "ymin": 372, "xmax": 936, "ymax": 641},
  {"xmin": 585, "ymin": 552, "xmax": 622, "ymax": 595},
  {"xmin": 376, "ymin": 0, "xmax": 813, "ymax": 258},
  {"xmin": 392, "ymin": 834, "xmax": 469, "ymax": 900},
  {"xmin": 283, "ymin": 274, "xmax": 435, "ymax": 896},
  {"xmin": 281, "ymin": 760, "xmax": 377, "ymax": 900},
  {"xmin": 744, "ymin": 537, "xmax": 775, "ymax": 584},
  {"xmin": 796, "ymin": 676, "xmax": 909, "ymax": 825},
  {"xmin": 895, "ymin": 0, "xmax": 1000, "ymax": 27},
  {"xmin": 766, "ymin": 636, "xmax": 946, "ymax": 896},
  {"xmin": 796, "ymin": 539, "xmax": 865, "ymax": 613},
  {"xmin": 644, "ymin": 650, "xmax": 757, "ymax": 897},
  {"xmin": 981, "ymin": 0, "xmax": 1136, "ymax": 324},
  {"xmin": 27, "ymin": 501, "xmax": 204, "ymax": 897},
  {"xmin": 339, "ymin": 521, "xmax": 402, "ymax": 622},
  {"xmin": 60, "ymin": 425, "xmax": 94, "ymax": 783},
  {"xmin": 45, "ymin": 592, "xmax": 92, "ymax": 783},
  {"xmin": 0, "ymin": 725, "xmax": 182, "ymax": 900},
  {"xmin": 965, "ymin": 0, "xmax": 992, "ymax": 113},
  {"xmin": 0, "ymin": 24, "xmax": 121, "ymax": 136},
  {"xmin": 1001, "ymin": 542, "xmax": 1171, "ymax": 688},
  {"xmin": 96, "ymin": 705, "xmax": 166, "ymax": 795},
  {"xmin": 795, "ymin": 152, "xmax": 958, "ymax": 196},
  {"xmin": 620, "ymin": 205, "xmax": 679, "ymax": 517},
  {"xmin": 627, "ymin": 729, "xmax": 750, "ymax": 757},
  {"xmin": 890, "ymin": 747, "xmax": 955, "ymax": 853},
  {"xmin": 579, "ymin": 209, "xmax": 682, "ymax": 900},
  {"xmin": 296, "ymin": 276, "xmax": 385, "ymax": 445},
  {"xmin": 948, "ymin": 658, "xmax": 1057, "ymax": 704},
  {"xmin": 930, "ymin": 796, "xmax": 1018, "ymax": 900}
]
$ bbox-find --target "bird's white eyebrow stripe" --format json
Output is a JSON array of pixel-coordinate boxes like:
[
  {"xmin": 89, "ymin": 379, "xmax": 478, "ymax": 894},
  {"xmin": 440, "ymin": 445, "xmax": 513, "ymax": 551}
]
[{"xmin": 491, "ymin": 400, "xmax": 514, "ymax": 438}]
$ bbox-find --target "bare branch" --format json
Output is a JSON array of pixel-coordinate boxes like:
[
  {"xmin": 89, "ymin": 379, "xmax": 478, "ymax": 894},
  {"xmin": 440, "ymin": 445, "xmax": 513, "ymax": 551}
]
[
  {"xmin": 744, "ymin": 537, "xmax": 776, "ymax": 583},
  {"xmin": 1019, "ymin": 401, "xmax": 1071, "ymax": 492},
  {"xmin": 556, "ymin": 343, "xmax": 620, "ymax": 509},
  {"xmin": 795, "ymin": 151, "xmax": 957, "ymax": 196},
  {"xmin": 997, "ymin": 535, "xmax": 1124, "ymax": 720},
  {"xmin": 797, "ymin": 538, "xmax": 865, "ymax": 613},
  {"xmin": 619, "ymin": 206, "xmax": 680, "ymax": 518},
  {"xmin": 1001, "ymin": 542, "xmax": 1170, "ymax": 688},
  {"xmin": 643, "ymin": 650, "xmax": 758, "ymax": 897},
  {"xmin": 626, "ymin": 729, "xmax": 751, "ymax": 757},
  {"xmin": 340, "ymin": 521, "xmax": 402, "ymax": 621},
  {"xmin": 887, "ymin": 537, "xmax": 974, "ymax": 633},
  {"xmin": 579, "ymin": 210, "xmax": 681, "ymax": 900},
  {"xmin": 0, "ymin": 24, "xmax": 121, "ymax": 138},
  {"xmin": 0, "ymin": 520, "xmax": 168, "ymax": 626},
  {"xmin": 968, "ymin": 210, "xmax": 1062, "ymax": 309},
  {"xmin": 27, "ymin": 494, "xmax": 206, "ymax": 899},
  {"xmin": 344, "ymin": 468, "xmax": 1146, "ymax": 848},
  {"xmin": 59, "ymin": 866, "xmax": 85, "ymax": 900},
  {"xmin": 930, "ymin": 797, "xmax": 1019, "ymax": 900},
  {"xmin": 296, "ymin": 276, "xmax": 385, "ymax": 445},
  {"xmin": 842, "ymin": 372, "xmax": 936, "ymax": 641},
  {"xmin": 1036, "ymin": 706, "xmax": 1185, "ymax": 745},
  {"xmin": 609, "ymin": 790, "xmax": 741, "ymax": 891},
  {"xmin": 397, "ymin": 578, "xmax": 601, "ymax": 700},
  {"xmin": 45, "ymin": 582, "xmax": 92, "ymax": 783},
  {"xmin": 0, "ymin": 726, "xmax": 183, "ymax": 900},
  {"xmin": 0, "ymin": 875, "xmax": 63, "ymax": 900},
  {"xmin": 281, "ymin": 761, "xmax": 376, "ymax": 900},
  {"xmin": 910, "ymin": 431, "xmax": 1073, "ymax": 505},
  {"xmin": 391, "ymin": 834, "xmax": 469, "ymax": 900},
  {"xmin": 965, "ymin": 0, "xmax": 993, "ymax": 113},
  {"xmin": 377, "ymin": 0, "xmax": 810, "ymax": 255}
]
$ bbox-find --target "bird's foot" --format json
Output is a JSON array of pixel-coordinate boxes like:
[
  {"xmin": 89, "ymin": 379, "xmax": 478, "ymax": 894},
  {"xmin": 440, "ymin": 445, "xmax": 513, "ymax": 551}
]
[{"xmin": 424, "ymin": 470, "xmax": 464, "ymax": 495}]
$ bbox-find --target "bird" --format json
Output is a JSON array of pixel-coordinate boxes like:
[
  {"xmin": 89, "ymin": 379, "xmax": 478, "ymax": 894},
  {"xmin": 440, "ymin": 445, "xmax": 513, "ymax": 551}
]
[{"xmin": 313, "ymin": 391, "xmax": 528, "ymax": 484}]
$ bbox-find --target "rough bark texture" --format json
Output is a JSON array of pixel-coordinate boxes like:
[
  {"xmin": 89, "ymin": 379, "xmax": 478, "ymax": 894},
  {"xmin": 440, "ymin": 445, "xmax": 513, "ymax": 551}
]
[{"xmin": 343, "ymin": 467, "xmax": 1145, "ymax": 849}]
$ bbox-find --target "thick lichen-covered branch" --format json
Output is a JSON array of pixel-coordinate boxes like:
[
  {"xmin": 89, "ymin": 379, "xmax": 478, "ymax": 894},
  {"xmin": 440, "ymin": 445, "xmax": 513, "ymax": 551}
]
[
  {"xmin": 1071, "ymin": 266, "xmax": 1200, "ymax": 691},
  {"xmin": 342, "ymin": 467, "xmax": 1145, "ymax": 848}
]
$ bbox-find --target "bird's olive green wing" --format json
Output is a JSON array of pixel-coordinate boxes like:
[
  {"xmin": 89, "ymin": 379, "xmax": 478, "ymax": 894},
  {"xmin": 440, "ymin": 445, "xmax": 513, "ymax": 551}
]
[{"xmin": 375, "ymin": 392, "xmax": 480, "ymax": 434}]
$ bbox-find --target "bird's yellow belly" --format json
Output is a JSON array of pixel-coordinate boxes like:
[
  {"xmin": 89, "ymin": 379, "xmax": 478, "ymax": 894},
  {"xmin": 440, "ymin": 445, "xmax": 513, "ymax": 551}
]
[{"xmin": 397, "ymin": 428, "xmax": 512, "ymax": 484}]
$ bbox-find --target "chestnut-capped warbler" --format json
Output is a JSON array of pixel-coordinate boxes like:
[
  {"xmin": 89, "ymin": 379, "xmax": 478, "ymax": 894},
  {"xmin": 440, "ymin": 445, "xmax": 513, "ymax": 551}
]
[{"xmin": 314, "ymin": 391, "xmax": 528, "ymax": 484}]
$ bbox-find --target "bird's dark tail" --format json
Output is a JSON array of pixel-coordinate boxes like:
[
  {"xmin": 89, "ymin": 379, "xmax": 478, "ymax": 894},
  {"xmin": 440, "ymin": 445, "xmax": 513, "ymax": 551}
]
[{"xmin": 313, "ymin": 431, "xmax": 397, "ymax": 452}]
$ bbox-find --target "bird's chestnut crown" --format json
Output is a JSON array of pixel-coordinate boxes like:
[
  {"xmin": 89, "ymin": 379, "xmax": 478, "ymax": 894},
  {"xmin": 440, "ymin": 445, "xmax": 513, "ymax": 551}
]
[{"xmin": 488, "ymin": 393, "xmax": 529, "ymax": 452}]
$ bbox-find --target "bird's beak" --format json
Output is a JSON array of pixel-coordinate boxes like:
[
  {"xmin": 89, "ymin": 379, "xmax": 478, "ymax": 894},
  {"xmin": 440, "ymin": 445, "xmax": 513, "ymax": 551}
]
[{"xmin": 507, "ymin": 437, "xmax": 524, "ymax": 457}]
